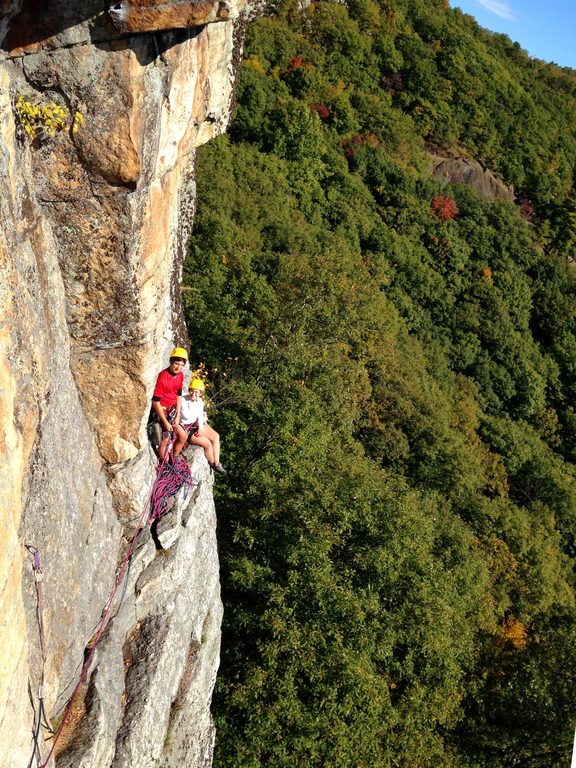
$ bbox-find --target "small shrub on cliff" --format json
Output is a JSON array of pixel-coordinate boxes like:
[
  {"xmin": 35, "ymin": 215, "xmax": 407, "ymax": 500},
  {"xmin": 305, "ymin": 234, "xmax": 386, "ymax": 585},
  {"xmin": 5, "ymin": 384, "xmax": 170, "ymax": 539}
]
[{"xmin": 14, "ymin": 95, "xmax": 84, "ymax": 142}]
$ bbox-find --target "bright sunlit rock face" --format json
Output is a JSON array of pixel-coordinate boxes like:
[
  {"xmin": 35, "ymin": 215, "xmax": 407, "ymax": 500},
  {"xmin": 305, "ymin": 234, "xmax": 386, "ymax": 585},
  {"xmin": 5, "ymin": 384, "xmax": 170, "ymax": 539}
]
[{"xmin": 0, "ymin": 2, "xmax": 259, "ymax": 765}]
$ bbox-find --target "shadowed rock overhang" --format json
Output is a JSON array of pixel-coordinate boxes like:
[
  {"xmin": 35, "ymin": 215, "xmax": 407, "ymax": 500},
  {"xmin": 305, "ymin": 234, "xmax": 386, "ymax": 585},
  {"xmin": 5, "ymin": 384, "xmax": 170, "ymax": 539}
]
[{"xmin": 108, "ymin": 0, "xmax": 232, "ymax": 34}]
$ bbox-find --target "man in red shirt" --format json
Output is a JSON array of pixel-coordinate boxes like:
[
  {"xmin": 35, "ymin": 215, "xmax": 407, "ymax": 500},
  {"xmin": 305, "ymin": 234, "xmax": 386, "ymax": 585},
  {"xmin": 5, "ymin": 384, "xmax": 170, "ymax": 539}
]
[{"xmin": 150, "ymin": 347, "xmax": 188, "ymax": 460}]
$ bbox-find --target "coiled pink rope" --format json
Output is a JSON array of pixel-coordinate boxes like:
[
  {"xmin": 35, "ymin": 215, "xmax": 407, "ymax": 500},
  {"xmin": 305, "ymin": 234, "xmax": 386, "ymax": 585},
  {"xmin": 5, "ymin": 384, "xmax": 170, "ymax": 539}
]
[{"xmin": 149, "ymin": 456, "xmax": 197, "ymax": 523}]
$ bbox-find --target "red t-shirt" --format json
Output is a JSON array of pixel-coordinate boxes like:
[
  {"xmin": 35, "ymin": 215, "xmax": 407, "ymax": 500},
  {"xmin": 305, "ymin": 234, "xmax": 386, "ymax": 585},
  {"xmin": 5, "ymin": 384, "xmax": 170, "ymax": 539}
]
[{"xmin": 152, "ymin": 368, "xmax": 184, "ymax": 408}]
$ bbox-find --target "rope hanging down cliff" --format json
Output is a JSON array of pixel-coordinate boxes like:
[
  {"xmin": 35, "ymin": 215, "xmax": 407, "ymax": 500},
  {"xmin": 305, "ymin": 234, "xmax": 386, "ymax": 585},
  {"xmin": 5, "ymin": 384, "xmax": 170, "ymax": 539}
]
[
  {"xmin": 34, "ymin": 441, "xmax": 196, "ymax": 768},
  {"xmin": 25, "ymin": 547, "xmax": 54, "ymax": 768}
]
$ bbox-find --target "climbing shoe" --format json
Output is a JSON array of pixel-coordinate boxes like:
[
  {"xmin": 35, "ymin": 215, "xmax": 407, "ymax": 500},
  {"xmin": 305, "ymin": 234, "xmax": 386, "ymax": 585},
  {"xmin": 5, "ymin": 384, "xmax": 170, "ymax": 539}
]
[{"xmin": 212, "ymin": 463, "xmax": 227, "ymax": 476}]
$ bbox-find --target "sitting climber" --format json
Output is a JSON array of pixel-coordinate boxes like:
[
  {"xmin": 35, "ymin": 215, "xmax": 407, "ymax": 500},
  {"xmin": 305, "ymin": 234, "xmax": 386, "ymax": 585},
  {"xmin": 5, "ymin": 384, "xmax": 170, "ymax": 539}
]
[
  {"xmin": 180, "ymin": 378, "xmax": 227, "ymax": 475},
  {"xmin": 149, "ymin": 347, "xmax": 189, "ymax": 461}
]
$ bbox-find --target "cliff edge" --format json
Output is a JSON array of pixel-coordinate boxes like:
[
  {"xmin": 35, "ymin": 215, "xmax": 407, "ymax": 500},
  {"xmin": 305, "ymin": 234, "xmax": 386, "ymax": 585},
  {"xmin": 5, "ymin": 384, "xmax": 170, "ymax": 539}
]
[{"xmin": 0, "ymin": 2, "xmax": 257, "ymax": 765}]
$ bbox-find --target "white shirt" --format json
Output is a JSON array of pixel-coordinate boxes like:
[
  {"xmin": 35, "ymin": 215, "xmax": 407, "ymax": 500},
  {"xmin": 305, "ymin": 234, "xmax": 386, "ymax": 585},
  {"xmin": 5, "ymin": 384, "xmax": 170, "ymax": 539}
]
[{"xmin": 180, "ymin": 395, "xmax": 206, "ymax": 430}]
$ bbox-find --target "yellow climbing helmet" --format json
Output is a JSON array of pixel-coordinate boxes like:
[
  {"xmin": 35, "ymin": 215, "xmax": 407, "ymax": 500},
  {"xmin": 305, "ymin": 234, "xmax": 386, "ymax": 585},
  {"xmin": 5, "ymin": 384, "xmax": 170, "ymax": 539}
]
[
  {"xmin": 170, "ymin": 347, "xmax": 188, "ymax": 361},
  {"xmin": 189, "ymin": 378, "xmax": 205, "ymax": 391}
]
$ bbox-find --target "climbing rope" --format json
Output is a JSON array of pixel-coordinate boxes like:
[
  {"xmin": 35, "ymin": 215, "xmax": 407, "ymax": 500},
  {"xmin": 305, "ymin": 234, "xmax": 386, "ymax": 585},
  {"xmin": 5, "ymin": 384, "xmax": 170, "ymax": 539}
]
[
  {"xmin": 149, "ymin": 455, "xmax": 196, "ymax": 523},
  {"xmin": 36, "ymin": 438, "xmax": 197, "ymax": 768},
  {"xmin": 47, "ymin": 552, "xmax": 134, "ymax": 723},
  {"xmin": 25, "ymin": 546, "xmax": 54, "ymax": 768}
]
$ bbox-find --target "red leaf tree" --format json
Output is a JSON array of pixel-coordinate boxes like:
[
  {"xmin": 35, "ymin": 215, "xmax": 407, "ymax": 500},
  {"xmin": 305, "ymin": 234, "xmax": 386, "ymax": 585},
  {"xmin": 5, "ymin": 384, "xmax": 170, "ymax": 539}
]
[
  {"xmin": 309, "ymin": 103, "xmax": 330, "ymax": 120},
  {"xmin": 431, "ymin": 195, "xmax": 459, "ymax": 220}
]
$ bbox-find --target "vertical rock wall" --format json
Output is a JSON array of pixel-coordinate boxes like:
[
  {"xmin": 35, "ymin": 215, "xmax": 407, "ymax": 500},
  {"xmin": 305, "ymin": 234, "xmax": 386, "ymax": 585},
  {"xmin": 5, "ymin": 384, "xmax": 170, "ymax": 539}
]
[{"xmin": 0, "ymin": 2, "xmax": 255, "ymax": 765}]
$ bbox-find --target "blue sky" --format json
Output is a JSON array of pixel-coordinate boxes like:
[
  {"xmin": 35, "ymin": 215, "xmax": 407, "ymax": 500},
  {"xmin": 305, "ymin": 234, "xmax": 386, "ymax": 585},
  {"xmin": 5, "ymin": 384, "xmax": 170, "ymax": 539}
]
[{"xmin": 450, "ymin": 0, "xmax": 576, "ymax": 69}]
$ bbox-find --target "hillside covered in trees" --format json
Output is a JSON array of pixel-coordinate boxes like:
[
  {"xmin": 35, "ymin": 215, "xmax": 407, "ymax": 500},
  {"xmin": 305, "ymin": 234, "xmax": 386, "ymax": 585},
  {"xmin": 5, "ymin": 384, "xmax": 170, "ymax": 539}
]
[{"xmin": 183, "ymin": 1, "xmax": 576, "ymax": 765}]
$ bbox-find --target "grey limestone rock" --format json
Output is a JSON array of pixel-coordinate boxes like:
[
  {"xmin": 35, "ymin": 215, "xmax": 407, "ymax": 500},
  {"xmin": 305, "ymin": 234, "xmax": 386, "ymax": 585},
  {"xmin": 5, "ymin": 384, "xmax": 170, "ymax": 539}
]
[
  {"xmin": 428, "ymin": 151, "xmax": 516, "ymax": 202},
  {"xmin": 54, "ymin": 448, "xmax": 222, "ymax": 768}
]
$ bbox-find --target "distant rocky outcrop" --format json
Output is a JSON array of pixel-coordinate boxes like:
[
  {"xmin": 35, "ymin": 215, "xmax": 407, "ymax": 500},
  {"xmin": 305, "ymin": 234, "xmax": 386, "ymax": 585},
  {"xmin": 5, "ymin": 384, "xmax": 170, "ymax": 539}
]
[
  {"xmin": 427, "ymin": 151, "xmax": 515, "ymax": 202},
  {"xmin": 0, "ymin": 2, "xmax": 258, "ymax": 766}
]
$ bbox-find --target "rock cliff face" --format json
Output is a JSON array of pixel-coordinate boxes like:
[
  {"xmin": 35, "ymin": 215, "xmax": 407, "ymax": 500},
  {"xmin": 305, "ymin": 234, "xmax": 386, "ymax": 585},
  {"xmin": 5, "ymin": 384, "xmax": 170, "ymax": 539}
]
[
  {"xmin": 427, "ymin": 151, "xmax": 515, "ymax": 202},
  {"xmin": 0, "ymin": 2, "xmax": 256, "ymax": 765}
]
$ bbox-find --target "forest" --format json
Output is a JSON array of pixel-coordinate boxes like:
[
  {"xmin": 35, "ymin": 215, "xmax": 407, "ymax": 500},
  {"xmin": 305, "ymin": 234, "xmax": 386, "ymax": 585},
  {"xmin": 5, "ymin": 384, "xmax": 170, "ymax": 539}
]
[{"xmin": 183, "ymin": 0, "xmax": 576, "ymax": 765}]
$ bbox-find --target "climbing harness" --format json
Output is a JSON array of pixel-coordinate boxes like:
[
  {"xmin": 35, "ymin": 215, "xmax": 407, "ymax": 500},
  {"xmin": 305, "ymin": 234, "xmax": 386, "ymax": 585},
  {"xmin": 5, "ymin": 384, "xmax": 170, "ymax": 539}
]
[{"xmin": 35, "ymin": 438, "xmax": 197, "ymax": 768}]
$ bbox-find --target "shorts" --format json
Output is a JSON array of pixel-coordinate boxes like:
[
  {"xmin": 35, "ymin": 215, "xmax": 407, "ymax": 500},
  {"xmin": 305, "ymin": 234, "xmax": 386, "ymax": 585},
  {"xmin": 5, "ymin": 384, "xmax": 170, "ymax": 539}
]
[{"xmin": 184, "ymin": 420, "xmax": 200, "ymax": 442}]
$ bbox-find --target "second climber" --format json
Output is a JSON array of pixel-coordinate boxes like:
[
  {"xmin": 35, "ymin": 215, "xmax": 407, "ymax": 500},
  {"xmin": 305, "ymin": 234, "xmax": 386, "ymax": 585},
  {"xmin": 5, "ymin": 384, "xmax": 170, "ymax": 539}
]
[{"xmin": 180, "ymin": 378, "xmax": 227, "ymax": 475}]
